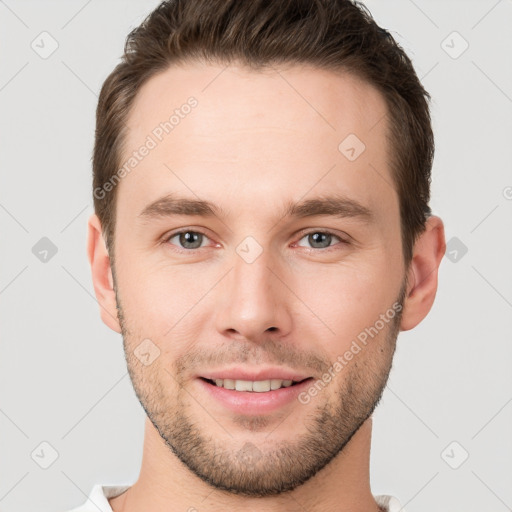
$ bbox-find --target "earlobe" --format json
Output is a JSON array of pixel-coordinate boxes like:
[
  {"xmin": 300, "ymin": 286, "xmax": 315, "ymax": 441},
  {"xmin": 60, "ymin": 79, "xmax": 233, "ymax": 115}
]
[
  {"xmin": 400, "ymin": 215, "xmax": 446, "ymax": 332},
  {"xmin": 87, "ymin": 213, "xmax": 122, "ymax": 333}
]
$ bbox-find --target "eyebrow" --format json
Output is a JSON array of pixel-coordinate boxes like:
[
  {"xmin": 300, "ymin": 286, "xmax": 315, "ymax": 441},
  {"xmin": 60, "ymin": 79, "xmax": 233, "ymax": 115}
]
[{"xmin": 138, "ymin": 193, "xmax": 373, "ymax": 222}]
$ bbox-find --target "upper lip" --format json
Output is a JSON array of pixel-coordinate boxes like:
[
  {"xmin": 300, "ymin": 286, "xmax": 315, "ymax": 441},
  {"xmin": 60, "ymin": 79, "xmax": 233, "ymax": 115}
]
[{"xmin": 198, "ymin": 367, "xmax": 312, "ymax": 382}]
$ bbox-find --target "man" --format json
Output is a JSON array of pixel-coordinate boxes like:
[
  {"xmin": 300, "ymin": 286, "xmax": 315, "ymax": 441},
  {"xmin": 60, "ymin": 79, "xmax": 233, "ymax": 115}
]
[{"xmin": 69, "ymin": 0, "xmax": 446, "ymax": 511}]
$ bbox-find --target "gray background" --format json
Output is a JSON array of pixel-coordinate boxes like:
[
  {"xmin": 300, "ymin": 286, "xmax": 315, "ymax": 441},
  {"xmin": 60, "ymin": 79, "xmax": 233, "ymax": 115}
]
[{"xmin": 1, "ymin": 1, "xmax": 511, "ymax": 511}]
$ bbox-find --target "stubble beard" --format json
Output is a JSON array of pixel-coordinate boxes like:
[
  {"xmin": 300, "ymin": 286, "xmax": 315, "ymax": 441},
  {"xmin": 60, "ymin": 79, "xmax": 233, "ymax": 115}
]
[{"xmin": 114, "ymin": 274, "xmax": 405, "ymax": 497}]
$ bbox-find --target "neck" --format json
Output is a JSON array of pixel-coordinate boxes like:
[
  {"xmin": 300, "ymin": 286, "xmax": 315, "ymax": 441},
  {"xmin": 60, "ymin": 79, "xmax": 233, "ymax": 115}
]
[{"xmin": 109, "ymin": 416, "xmax": 381, "ymax": 512}]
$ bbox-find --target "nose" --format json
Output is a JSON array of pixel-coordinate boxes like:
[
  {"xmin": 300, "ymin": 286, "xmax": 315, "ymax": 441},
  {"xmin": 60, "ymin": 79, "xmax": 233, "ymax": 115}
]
[{"xmin": 214, "ymin": 246, "xmax": 293, "ymax": 342}]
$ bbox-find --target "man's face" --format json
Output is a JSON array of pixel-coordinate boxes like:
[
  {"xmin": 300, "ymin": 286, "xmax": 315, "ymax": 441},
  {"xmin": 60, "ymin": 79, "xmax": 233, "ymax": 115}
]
[{"xmin": 112, "ymin": 62, "xmax": 406, "ymax": 496}]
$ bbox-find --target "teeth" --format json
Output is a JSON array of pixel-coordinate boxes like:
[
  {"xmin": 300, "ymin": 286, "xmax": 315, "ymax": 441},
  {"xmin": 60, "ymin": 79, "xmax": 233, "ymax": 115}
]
[
  {"xmin": 211, "ymin": 378, "xmax": 297, "ymax": 392},
  {"xmin": 223, "ymin": 378, "xmax": 235, "ymax": 390},
  {"xmin": 270, "ymin": 379, "xmax": 282, "ymax": 390},
  {"xmin": 253, "ymin": 380, "xmax": 271, "ymax": 392},
  {"xmin": 235, "ymin": 380, "xmax": 253, "ymax": 392}
]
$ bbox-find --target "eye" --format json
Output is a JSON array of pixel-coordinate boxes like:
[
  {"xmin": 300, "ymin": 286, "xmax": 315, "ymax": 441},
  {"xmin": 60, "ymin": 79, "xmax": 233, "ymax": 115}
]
[
  {"xmin": 295, "ymin": 231, "xmax": 346, "ymax": 250},
  {"xmin": 162, "ymin": 229, "xmax": 348, "ymax": 253},
  {"xmin": 165, "ymin": 230, "xmax": 211, "ymax": 250}
]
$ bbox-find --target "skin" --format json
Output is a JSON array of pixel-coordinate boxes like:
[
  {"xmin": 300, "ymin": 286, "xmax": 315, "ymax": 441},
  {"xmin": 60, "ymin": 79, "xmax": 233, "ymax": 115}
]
[{"xmin": 88, "ymin": 61, "xmax": 446, "ymax": 512}]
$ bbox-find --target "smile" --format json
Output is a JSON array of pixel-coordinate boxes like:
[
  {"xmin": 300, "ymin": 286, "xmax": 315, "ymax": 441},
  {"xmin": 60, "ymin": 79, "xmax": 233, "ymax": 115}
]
[{"xmin": 201, "ymin": 377, "xmax": 309, "ymax": 392}]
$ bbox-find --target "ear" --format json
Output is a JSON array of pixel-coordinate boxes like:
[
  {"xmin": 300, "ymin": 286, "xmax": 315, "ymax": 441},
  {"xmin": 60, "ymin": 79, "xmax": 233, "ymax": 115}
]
[
  {"xmin": 400, "ymin": 215, "xmax": 446, "ymax": 331},
  {"xmin": 87, "ymin": 213, "xmax": 122, "ymax": 333}
]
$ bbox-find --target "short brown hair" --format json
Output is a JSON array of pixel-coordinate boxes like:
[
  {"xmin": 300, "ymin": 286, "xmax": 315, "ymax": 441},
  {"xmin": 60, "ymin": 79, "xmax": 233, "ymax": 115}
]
[{"xmin": 93, "ymin": 0, "xmax": 433, "ymax": 266}]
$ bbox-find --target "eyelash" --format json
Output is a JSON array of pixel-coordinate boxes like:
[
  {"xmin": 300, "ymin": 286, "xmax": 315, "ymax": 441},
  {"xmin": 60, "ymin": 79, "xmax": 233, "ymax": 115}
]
[{"xmin": 162, "ymin": 228, "xmax": 349, "ymax": 254}]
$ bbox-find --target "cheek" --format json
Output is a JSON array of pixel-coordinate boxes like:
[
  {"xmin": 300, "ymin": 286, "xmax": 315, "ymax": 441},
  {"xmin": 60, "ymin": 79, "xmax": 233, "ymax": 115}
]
[
  {"xmin": 114, "ymin": 255, "xmax": 213, "ymax": 346},
  {"xmin": 114, "ymin": 229, "xmax": 403, "ymax": 352},
  {"xmin": 290, "ymin": 258, "xmax": 400, "ymax": 350}
]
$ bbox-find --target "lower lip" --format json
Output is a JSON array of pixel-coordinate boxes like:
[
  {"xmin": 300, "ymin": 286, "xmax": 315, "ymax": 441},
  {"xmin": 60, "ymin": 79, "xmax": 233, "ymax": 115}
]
[{"xmin": 197, "ymin": 378, "xmax": 313, "ymax": 415}]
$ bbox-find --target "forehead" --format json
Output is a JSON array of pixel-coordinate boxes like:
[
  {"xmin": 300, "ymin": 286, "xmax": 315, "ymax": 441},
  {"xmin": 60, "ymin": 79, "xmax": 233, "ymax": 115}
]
[{"xmin": 118, "ymin": 61, "xmax": 396, "ymax": 225}]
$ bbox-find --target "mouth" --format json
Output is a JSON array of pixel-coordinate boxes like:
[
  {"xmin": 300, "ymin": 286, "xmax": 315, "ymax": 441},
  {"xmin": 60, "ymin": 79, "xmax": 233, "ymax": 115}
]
[
  {"xmin": 196, "ymin": 375, "xmax": 315, "ymax": 415},
  {"xmin": 199, "ymin": 376, "xmax": 313, "ymax": 392}
]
